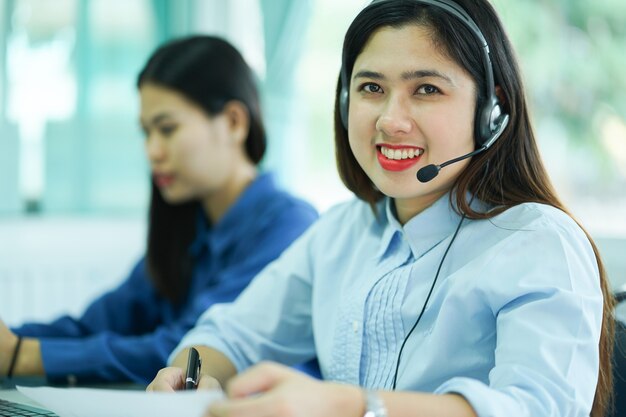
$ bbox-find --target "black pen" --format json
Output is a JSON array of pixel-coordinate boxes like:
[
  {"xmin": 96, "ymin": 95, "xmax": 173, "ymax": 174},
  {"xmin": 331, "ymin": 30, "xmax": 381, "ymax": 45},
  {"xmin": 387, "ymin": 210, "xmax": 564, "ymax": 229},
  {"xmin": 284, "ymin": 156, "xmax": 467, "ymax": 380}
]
[{"xmin": 185, "ymin": 347, "xmax": 202, "ymax": 390}]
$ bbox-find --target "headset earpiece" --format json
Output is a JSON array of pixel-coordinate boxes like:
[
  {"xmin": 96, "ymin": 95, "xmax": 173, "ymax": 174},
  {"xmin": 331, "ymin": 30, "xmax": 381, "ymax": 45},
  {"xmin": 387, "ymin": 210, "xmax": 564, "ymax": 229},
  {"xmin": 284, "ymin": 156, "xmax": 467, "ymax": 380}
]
[
  {"xmin": 477, "ymin": 95, "xmax": 508, "ymax": 149},
  {"xmin": 339, "ymin": 86, "xmax": 349, "ymax": 130}
]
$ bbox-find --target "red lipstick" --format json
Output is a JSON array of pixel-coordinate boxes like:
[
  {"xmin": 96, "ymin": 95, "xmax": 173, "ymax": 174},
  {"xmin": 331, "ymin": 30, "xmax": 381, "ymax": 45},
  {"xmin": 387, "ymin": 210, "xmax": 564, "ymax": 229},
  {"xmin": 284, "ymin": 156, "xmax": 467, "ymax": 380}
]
[
  {"xmin": 154, "ymin": 174, "xmax": 175, "ymax": 188},
  {"xmin": 376, "ymin": 145, "xmax": 422, "ymax": 172}
]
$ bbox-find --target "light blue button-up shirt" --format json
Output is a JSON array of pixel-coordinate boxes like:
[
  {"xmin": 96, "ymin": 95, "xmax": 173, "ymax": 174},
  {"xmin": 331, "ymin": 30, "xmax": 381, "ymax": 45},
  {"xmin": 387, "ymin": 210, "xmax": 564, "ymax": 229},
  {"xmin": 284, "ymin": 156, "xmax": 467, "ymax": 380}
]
[{"xmin": 173, "ymin": 194, "xmax": 602, "ymax": 416}]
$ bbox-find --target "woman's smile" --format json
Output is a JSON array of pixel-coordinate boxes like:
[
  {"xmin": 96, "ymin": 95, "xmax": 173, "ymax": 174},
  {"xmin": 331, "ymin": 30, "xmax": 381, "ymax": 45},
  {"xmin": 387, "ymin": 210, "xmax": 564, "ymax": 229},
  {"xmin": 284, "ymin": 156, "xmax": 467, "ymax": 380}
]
[{"xmin": 376, "ymin": 144, "xmax": 424, "ymax": 171}]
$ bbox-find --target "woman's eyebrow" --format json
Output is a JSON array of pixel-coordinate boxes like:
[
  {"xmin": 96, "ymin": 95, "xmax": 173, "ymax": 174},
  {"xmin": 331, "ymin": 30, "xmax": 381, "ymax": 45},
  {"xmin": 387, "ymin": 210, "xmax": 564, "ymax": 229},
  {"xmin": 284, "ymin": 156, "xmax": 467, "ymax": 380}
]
[
  {"xmin": 401, "ymin": 69, "xmax": 454, "ymax": 84},
  {"xmin": 353, "ymin": 70, "xmax": 385, "ymax": 81},
  {"xmin": 149, "ymin": 112, "xmax": 174, "ymax": 125},
  {"xmin": 353, "ymin": 69, "xmax": 454, "ymax": 85}
]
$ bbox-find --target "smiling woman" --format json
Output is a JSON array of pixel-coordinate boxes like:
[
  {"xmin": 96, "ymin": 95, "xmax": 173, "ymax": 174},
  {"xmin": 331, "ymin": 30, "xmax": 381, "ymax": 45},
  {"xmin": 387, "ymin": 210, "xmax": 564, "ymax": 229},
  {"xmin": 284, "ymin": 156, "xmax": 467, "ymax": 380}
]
[{"xmin": 146, "ymin": 2, "xmax": 613, "ymax": 417}]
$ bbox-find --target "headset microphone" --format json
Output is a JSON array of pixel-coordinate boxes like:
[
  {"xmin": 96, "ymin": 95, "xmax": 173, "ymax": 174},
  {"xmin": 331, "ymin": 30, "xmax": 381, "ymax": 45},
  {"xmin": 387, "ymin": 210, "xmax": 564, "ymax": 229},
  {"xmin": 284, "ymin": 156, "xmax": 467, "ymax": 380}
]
[
  {"xmin": 416, "ymin": 147, "xmax": 485, "ymax": 183},
  {"xmin": 416, "ymin": 113, "xmax": 509, "ymax": 183}
]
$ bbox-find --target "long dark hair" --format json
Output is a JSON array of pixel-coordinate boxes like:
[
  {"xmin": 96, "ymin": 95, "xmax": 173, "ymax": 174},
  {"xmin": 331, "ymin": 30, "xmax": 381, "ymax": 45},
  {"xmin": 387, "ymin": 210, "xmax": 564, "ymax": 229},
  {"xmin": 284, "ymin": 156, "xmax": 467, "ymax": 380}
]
[
  {"xmin": 334, "ymin": 1, "xmax": 614, "ymax": 415},
  {"xmin": 137, "ymin": 35, "xmax": 266, "ymax": 304}
]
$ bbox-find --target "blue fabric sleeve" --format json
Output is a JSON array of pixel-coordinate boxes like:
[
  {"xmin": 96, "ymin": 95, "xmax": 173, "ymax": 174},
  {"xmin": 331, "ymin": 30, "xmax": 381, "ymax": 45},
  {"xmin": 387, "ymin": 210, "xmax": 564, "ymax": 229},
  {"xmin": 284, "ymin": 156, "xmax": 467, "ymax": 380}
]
[
  {"xmin": 37, "ymin": 275, "xmax": 247, "ymax": 384},
  {"xmin": 13, "ymin": 198, "xmax": 317, "ymax": 384},
  {"xmin": 171, "ymin": 220, "xmax": 319, "ymax": 372}
]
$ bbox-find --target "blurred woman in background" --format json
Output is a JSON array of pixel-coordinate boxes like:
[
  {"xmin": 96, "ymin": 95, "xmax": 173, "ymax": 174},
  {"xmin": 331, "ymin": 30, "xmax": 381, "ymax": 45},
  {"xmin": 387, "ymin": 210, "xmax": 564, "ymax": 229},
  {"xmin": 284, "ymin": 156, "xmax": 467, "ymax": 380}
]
[{"xmin": 0, "ymin": 35, "xmax": 318, "ymax": 384}]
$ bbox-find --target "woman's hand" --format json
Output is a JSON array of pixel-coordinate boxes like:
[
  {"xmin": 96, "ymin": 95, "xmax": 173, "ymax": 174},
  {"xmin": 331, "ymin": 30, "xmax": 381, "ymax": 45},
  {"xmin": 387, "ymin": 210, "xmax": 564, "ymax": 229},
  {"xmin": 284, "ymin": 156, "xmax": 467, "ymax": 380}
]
[
  {"xmin": 146, "ymin": 367, "xmax": 186, "ymax": 392},
  {"xmin": 146, "ymin": 366, "xmax": 222, "ymax": 392},
  {"xmin": 208, "ymin": 362, "xmax": 363, "ymax": 417},
  {"xmin": 0, "ymin": 318, "xmax": 19, "ymax": 376}
]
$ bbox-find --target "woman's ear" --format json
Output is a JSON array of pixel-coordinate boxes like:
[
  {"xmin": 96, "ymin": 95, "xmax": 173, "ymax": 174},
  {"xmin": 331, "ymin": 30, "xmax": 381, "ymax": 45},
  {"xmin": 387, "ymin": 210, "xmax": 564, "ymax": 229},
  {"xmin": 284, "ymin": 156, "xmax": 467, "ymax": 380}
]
[
  {"xmin": 495, "ymin": 85, "xmax": 507, "ymax": 107},
  {"xmin": 222, "ymin": 100, "xmax": 250, "ymax": 145}
]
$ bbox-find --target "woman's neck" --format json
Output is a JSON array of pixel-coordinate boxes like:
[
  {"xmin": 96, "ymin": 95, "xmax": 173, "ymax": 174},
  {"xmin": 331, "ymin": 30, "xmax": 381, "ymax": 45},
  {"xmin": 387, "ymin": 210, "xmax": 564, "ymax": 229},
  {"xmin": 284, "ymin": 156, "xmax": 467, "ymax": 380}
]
[
  {"xmin": 201, "ymin": 163, "xmax": 258, "ymax": 224},
  {"xmin": 394, "ymin": 189, "xmax": 447, "ymax": 225}
]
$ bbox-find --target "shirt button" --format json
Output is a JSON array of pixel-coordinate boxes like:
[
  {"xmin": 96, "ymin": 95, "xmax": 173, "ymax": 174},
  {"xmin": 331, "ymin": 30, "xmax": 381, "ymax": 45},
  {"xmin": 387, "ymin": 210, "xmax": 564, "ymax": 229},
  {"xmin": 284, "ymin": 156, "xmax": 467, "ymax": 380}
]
[{"xmin": 352, "ymin": 320, "xmax": 359, "ymax": 333}]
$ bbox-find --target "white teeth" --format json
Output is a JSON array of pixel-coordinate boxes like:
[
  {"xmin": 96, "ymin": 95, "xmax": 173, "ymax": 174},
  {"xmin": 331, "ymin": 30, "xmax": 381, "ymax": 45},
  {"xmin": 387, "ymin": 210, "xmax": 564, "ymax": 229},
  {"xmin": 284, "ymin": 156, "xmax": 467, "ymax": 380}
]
[{"xmin": 380, "ymin": 146, "xmax": 423, "ymax": 161}]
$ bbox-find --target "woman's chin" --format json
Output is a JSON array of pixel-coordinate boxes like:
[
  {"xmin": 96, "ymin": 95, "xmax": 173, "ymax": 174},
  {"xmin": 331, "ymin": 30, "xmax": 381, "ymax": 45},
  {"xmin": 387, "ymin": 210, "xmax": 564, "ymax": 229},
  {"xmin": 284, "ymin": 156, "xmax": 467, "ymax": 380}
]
[{"xmin": 160, "ymin": 189, "xmax": 194, "ymax": 205}]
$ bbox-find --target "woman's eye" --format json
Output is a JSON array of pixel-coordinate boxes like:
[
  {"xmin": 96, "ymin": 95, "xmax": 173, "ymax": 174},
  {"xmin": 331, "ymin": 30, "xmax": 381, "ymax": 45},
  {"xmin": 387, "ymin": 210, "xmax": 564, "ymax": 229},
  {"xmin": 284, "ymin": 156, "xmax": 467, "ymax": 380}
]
[
  {"xmin": 158, "ymin": 125, "xmax": 178, "ymax": 137},
  {"xmin": 360, "ymin": 83, "xmax": 383, "ymax": 94},
  {"xmin": 417, "ymin": 84, "xmax": 440, "ymax": 95}
]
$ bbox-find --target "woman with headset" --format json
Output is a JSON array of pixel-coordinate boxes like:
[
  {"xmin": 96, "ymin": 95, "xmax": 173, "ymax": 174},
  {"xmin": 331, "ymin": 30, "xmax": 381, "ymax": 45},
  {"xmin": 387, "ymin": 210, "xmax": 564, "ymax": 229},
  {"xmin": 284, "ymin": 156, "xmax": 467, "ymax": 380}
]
[
  {"xmin": 147, "ymin": 1, "xmax": 613, "ymax": 416},
  {"xmin": 0, "ymin": 36, "xmax": 318, "ymax": 384}
]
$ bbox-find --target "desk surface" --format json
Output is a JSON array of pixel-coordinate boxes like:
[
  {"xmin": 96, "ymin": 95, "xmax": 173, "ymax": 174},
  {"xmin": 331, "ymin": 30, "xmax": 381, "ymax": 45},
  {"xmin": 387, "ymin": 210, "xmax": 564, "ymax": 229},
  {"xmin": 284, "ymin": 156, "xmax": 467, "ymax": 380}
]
[
  {"xmin": 0, "ymin": 379, "xmax": 146, "ymax": 407},
  {"xmin": 0, "ymin": 382, "xmax": 146, "ymax": 409},
  {"xmin": 0, "ymin": 389, "xmax": 41, "ymax": 407}
]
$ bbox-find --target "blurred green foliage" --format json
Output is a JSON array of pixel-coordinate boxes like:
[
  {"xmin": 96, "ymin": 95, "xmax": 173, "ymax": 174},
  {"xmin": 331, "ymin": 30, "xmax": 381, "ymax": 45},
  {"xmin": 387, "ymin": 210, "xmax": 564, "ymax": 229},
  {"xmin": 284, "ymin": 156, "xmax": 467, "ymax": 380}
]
[{"xmin": 493, "ymin": 0, "xmax": 626, "ymax": 179}]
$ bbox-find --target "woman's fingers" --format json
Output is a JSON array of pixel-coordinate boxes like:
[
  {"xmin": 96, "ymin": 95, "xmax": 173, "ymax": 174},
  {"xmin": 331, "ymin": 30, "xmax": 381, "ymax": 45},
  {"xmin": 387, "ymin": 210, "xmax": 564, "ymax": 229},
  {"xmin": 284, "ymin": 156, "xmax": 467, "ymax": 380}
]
[
  {"xmin": 226, "ymin": 362, "xmax": 294, "ymax": 398},
  {"xmin": 197, "ymin": 373, "xmax": 222, "ymax": 390},
  {"xmin": 146, "ymin": 367, "xmax": 185, "ymax": 392}
]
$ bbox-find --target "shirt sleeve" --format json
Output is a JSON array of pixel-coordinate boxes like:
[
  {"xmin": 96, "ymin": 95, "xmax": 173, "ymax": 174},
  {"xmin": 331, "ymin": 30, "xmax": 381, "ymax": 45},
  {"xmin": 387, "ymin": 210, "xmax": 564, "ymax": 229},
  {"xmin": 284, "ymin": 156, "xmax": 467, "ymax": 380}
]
[
  {"xmin": 15, "ymin": 257, "xmax": 267, "ymax": 384},
  {"xmin": 40, "ymin": 278, "xmax": 250, "ymax": 384},
  {"xmin": 12, "ymin": 197, "xmax": 318, "ymax": 384},
  {"xmin": 434, "ymin": 215, "xmax": 603, "ymax": 417},
  {"xmin": 169, "ymin": 222, "xmax": 318, "ymax": 372}
]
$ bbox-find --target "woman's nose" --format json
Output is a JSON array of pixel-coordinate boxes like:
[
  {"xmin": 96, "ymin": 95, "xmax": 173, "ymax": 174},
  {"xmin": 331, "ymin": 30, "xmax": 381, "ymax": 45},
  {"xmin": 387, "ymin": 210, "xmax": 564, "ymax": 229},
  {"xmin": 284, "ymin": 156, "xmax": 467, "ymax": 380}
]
[
  {"xmin": 375, "ymin": 96, "xmax": 414, "ymax": 136},
  {"xmin": 145, "ymin": 136, "xmax": 166, "ymax": 161}
]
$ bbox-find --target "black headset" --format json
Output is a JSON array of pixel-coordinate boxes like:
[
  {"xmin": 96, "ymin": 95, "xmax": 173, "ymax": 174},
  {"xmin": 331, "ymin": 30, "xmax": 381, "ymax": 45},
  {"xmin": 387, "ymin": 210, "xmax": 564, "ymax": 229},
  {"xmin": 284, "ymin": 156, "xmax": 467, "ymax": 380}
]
[{"xmin": 339, "ymin": 0, "xmax": 509, "ymax": 150}]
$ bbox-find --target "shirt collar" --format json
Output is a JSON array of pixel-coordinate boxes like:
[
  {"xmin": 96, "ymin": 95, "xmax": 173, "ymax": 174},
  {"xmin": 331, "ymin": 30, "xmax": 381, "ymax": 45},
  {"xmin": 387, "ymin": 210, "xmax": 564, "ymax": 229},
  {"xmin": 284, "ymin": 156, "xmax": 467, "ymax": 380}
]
[
  {"xmin": 377, "ymin": 193, "xmax": 484, "ymax": 260},
  {"xmin": 402, "ymin": 194, "xmax": 463, "ymax": 259},
  {"xmin": 189, "ymin": 172, "xmax": 277, "ymax": 257}
]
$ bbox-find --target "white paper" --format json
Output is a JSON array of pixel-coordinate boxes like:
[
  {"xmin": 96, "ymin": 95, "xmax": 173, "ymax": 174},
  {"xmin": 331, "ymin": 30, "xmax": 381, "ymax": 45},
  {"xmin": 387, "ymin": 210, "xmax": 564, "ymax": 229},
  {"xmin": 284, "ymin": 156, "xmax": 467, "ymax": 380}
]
[{"xmin": 17, "ymin": 385, "xmax": 224, "ymax": 417}]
